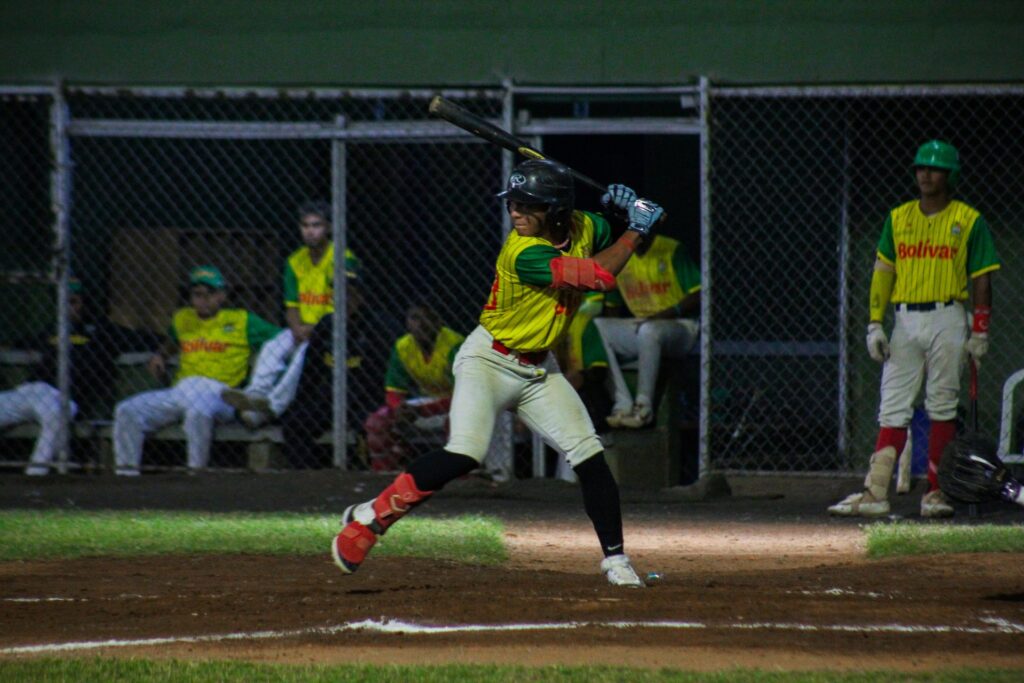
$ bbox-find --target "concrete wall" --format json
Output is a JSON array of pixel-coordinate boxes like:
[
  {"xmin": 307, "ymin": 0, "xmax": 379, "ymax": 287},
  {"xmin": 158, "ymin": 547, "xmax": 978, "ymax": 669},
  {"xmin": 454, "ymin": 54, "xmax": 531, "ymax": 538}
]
[{"xmin": 2, "ymin": 1, "xmax": 1023, "ymax": 86}]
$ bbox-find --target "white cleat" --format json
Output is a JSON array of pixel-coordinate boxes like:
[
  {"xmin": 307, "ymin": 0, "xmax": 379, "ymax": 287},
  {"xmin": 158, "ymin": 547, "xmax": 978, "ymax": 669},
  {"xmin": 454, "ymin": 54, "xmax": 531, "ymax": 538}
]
[
  {"xmin": 601, "ymin": 553, "xmax": 645, "ymax": 588},
  {"xmin": 921, "ymin": 489, "xmax": 954, "ymax": 518},
  {"xmin": 827, "ymin": 490, "xmax": 890, "ymax": 517}
]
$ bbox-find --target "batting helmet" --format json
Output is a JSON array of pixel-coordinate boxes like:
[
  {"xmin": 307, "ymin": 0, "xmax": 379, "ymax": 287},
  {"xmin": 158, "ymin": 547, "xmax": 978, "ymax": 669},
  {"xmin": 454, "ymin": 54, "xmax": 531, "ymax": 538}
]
[
  {"xmin": 497, "ymin": 159, "xmax": 574, "ymax": 211},
  {"xmin": 913, "ymin": 140, "xmax": 960, "ymax": 187}
]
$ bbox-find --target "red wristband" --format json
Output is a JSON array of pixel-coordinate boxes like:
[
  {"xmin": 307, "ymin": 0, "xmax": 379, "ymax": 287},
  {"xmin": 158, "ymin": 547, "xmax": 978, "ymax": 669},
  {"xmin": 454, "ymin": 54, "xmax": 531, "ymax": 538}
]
[{"xmin": 972, "ymin": 306, "xmax": 991, "ymax": 334}]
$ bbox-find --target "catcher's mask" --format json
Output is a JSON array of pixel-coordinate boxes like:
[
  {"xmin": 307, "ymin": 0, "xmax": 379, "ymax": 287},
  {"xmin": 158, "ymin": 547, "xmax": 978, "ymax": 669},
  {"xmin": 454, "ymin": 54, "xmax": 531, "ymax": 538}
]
[
  {"xmin": 498, "ymin": 159, "xmax": 575, "ymax": 231},
  {"xmin": 938, "ymin": 432, "xmax": 1006, "ymax": 504},
  {"xmin": 912, "ymin": 140, "xmax": 960, "ymax": 188}
]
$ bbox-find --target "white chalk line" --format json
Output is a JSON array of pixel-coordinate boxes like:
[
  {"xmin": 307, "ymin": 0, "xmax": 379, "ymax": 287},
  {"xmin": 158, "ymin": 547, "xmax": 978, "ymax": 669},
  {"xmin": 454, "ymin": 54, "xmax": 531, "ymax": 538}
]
[{"xmin": 4, "ymin": 616, "xmax": 1024, "ymax": 655}]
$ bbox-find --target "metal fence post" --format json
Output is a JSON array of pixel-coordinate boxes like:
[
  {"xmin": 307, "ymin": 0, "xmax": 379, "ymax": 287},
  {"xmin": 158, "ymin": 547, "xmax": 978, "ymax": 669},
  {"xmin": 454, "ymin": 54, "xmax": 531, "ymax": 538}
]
[{"xmin": 49, "ymin": 82, "xmax": 72, "ymax": 474}]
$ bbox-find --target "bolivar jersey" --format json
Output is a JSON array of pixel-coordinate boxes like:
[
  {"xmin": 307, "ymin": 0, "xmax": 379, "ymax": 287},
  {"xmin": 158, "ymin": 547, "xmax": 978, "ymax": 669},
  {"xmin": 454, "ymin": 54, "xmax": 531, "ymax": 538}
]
[
  {"xmin": 614, "ymin": 235, "xmax": 701, "ymax": 318},
  {"xmin": 170, "ymin": 308, "xmax": 280, "ymax": 387},
  {"xmin": 283, "ymin": 243, "xmax": 361, "ymax": 325},
  {"xmin": 877, "ymin": 199, "xmax": 1000, "ymax": 303},
  {"xmin": 479, "ymin": 210, "xmax": 611, "ymax": 352},
  {"xmin": 384, "ymin": 326, "xmax": 465, "ymax": 398}
]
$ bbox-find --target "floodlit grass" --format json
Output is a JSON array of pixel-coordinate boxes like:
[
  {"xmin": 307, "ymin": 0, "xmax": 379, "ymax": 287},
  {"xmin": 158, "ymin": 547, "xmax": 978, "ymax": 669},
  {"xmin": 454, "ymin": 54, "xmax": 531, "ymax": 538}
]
[
  {"xmin": 866, "ymin": 521, "xmax": 1024, "ymax": 557},
  {"xmin": 0, "ymin": 660, "xmax": 1021, "ymax": 683},
  {"xmin": 0, "ymin": 510, "xmax": 506, "ymax": 565}
]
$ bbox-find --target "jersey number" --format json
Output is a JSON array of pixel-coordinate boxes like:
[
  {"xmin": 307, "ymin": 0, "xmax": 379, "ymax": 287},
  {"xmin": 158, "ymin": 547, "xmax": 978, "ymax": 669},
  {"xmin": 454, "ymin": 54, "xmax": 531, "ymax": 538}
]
[{"xmin": 483, "ymin": 275, "xmax": 500, "ymax": 311}]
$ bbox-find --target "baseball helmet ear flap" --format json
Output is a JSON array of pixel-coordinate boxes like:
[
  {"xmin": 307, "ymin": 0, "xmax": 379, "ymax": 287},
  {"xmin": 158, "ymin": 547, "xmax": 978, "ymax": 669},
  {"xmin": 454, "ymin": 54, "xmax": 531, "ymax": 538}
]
[{"xmin": 912, "ymin": 140, "xmax": 961, "ymax": 187}]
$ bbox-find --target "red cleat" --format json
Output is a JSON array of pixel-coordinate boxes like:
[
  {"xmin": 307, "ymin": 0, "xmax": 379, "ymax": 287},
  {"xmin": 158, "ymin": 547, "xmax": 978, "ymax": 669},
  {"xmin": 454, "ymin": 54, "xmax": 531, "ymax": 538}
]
[{"xmin": 331, "ymin": 521, "xmax": 378, "ymax": 574}]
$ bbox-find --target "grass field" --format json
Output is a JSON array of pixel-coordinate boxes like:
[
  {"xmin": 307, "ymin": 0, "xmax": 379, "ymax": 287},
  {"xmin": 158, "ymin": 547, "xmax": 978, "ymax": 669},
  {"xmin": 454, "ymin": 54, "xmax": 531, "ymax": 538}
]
[{"xmin": 866, "ymin": 521, "xmax": 1024, "ymax": 557}]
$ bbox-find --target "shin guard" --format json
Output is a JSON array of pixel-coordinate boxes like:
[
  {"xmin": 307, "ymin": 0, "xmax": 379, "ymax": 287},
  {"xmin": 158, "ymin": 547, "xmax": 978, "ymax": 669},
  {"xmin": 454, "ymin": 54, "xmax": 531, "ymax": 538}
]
[
  {"xmin": 863, "ymin": 446, "xmax": 897, "ymax": 500},
  {"xmin": 370, "ymin": 471, "xmax": 433, "ymax": 532}
]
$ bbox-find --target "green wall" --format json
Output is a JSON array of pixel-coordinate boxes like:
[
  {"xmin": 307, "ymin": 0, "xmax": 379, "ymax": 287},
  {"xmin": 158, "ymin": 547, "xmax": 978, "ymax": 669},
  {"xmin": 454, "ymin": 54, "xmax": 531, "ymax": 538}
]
[{"xmin": 2, "ymin": 1, "xmax": 1023, "ymax": 87}]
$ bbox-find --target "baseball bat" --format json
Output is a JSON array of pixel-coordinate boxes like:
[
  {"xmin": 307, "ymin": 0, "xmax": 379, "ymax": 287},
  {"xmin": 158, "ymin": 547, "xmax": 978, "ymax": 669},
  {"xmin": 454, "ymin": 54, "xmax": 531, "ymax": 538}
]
[
  {"xmin": 428, "ymin": 96, "xmax": 607, "ymax": 193},
  {"xmin": 969, "ymin": 358, "xmax": 979, "ymax": 517}
]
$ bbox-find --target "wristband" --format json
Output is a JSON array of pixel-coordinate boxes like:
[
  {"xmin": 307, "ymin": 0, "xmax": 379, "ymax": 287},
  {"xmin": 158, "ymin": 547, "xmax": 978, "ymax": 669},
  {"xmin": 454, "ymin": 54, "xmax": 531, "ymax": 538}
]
[{"xmin": 972, "ymin": 306, "xmax": 991, "ymax": 334}]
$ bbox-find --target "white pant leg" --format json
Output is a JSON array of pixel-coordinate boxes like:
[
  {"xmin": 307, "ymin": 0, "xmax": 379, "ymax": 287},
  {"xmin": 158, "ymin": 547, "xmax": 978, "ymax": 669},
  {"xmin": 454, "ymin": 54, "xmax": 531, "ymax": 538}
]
[
  {"xmin": 0, "ymin": 383, "xmax": 78, "ymax": 468},
  {"xmin": 445, "ymin": 327, "xmax": 525, "ymax": 462},
  {"xmin": 267, "ymin": 340, "xmax": 308, "ymax": 416},
  {"xmin": 114, "ymin": 387, "xmax": 187, "ymax": 472},
  {"xmin": 878, "ymin": 312, "xmax": 928, "ymax": 428},
  {"xmin": 177, "ymin": 376, "xmax": 234, "ymax": 469},
  {"xmin": 634, "ymin": 319, "xmax": 698, "ymax": 406},
  {"xmin": 923, "ymin": 304, "xmax": 968, "ymax": 422},
  {"xmin": 482, "ymin": 411, "xmax": 514, "ymax": 482},
  {"xmin": 518, "ymin": 364, "xmax": 604, "ymax": 469},
  {"xmin": 246, "ymin": 328, "xmax": 296, "ymax": 396},
  {"xmin": 593, "ymin": 317, "xmax": 640, "ymax": 412}
]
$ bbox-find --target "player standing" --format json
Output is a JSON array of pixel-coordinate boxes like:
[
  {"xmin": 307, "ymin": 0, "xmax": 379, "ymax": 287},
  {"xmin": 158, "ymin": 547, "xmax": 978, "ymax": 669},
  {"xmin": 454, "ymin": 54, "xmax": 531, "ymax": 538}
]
[
  {"xmin": 222, "ymin": 201, "xmax": 359, "ymax": 427},
  {"xmin": 332, "ymin": 159, "xmax": 664, "ymax": 586},
  {"xmin": 829, "ymin": 141, "xmax": 1000, "ymax": 518}
]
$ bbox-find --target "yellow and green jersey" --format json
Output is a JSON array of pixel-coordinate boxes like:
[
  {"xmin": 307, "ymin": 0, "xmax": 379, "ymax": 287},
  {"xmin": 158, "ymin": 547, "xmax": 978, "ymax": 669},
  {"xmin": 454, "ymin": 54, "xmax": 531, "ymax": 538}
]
[
  {"xmin": 169, "ymin": 308, "xmax": 280, "ymax": 387},
  {"xmin": 606, "ymin": 235, "xmax": 701, "ymax": 319},
  {"xmin": 877, "ymin": 199, "xmax": 1001, "ymax": 303},
  {"xmin": 479, "ymin": 210, "xmax": 611, "ymax": 352},
  {"xmin": 283, "ymin": 243, "xmax": 361, "ymax": 325},
  {"xmin": 384, "ymin": 326, "xmax": 465, "ymax": 398},
  {"xmin": 560, "ymin": 291, "xmax": 607, "ymax": 374}
]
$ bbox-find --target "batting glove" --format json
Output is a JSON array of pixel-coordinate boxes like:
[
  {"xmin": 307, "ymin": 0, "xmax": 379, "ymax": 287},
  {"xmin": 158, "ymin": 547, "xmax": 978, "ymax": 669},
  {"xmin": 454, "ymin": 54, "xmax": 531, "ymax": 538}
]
[
  {"xmin": 601, "ymin": 184, "xmax": 638, "ymax": 212},
  {"xmin": 866, "ymin": 322, "xmax": 889, "ymax": 363},
  {"xmin": 964, "ymin": 332, "xmax": 989, "ymax": 369},
  {"xmin": 626, "ymin": 198, "xmax": 664, "ymax": 236}
]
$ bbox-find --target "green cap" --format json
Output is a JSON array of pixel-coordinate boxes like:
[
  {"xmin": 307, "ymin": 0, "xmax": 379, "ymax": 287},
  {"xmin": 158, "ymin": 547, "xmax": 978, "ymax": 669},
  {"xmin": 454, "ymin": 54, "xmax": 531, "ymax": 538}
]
[
  {"xmin": 344, "ymin": 248, "xmax": 361, "ymax": 280},
  {"xmin": 189, "ymin": 265, "xmax": 225, "ymax": 289},
  {"xmin": 913, "ymin": 140, "xmax": 960, "ymax": 186}
]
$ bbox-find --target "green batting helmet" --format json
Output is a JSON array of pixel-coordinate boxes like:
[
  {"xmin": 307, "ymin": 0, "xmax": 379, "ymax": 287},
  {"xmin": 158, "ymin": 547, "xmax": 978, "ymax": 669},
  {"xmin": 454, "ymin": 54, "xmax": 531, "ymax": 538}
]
[{"xmin": 912, "ymin": 140, "xmax": 960, "ymax": 187}]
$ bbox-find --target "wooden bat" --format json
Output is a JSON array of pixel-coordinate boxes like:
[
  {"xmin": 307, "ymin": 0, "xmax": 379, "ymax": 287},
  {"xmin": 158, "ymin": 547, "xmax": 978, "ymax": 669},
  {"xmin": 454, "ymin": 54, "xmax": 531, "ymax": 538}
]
[{"xmin": 428, "ymin": 95, "xmax": 607, "ymax": 193}]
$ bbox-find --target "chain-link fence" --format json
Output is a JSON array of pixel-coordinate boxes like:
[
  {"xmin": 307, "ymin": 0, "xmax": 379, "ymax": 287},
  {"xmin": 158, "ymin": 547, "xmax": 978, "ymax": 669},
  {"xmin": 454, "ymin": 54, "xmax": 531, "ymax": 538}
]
[
  {"xmin": 3, "ymin": 83, "xmax": 1024, "ymax": 478},
  {"xmin": 707, "ymin": 85, "xmax": 1024, "ymax": 473}
]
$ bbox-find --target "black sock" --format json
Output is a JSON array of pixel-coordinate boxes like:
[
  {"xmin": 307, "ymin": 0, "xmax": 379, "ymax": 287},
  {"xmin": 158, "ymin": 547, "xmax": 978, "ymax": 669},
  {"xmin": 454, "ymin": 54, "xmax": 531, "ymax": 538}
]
[
  {"xmin": 573, "ymin": 452, "xmax": 625, "ymax": 557},
  {"xmin": 405, "ymin": 449, "xmax": 478, "ymax": 492}
]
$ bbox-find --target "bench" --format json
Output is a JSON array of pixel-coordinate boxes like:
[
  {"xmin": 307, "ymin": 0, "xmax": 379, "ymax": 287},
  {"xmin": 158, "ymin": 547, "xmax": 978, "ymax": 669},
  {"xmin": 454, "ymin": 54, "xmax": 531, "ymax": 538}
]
[{"xmin": 1, "ymin": 349, "xmax": 353, "ymax": 473}]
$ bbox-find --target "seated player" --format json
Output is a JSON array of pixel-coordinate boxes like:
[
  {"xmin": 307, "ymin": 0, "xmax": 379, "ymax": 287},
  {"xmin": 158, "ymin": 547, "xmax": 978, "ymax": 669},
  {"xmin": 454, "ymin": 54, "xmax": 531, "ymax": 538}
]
[{"xmin": 112, "ymin": 266, "xmax": 280, "ymax": 475}]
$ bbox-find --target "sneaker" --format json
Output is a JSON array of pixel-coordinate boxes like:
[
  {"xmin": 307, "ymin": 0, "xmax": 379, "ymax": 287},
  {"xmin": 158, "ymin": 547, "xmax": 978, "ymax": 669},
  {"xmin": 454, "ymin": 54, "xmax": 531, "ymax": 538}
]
[
  {"xmin": 238, "ymin": 410, "xmax": 267, "ymax": 430},
  {"xmin": 827, "ymin": 490, "xmax": 890, "ymax": 517},
  {"xmin": 600, "ymin": 553, "xmax": 645, "ymax": 588},
  {"xmin": 618, "ymin": 403, "xmax": 654, "ymax": 429},
  {"xmin": 23, "ymin": 465, "xmax": 49, "ymax": 476},
  {"xmin": 921, "ymin": 489, "xmax": 954, "ymax": 518},
  {"xmin": 606, "ymin": 406, "xmax": 633, "ymax": 429},
  {"xmin": 331, "ymin": 521, "xmax": 378, "ymax": 574},
  {"xmin": 222, "ymin": 389, "xmax": 272, "ymax": 416}
]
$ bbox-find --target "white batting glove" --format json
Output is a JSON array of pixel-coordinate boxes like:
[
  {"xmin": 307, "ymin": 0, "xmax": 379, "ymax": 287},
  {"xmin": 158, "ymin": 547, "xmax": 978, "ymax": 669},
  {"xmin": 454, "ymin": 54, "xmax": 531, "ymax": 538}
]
[
  {"xmin": 964, "ymin": 332, "xmax": 989, "ymax": 369},
  {"xmin": 866, "ymin": 322, "xmax": 889, "ymax": 363},
  {"xmin": 600, "ymin": 184, "xmax": 637, "ymax": 212}
]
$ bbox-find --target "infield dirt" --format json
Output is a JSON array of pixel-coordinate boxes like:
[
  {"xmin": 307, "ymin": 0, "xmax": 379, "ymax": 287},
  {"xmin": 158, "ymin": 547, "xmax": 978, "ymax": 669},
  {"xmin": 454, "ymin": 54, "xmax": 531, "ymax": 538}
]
[{"xmin": 2, "ymin": 470, "xmax": 1023, "ymax": 672}]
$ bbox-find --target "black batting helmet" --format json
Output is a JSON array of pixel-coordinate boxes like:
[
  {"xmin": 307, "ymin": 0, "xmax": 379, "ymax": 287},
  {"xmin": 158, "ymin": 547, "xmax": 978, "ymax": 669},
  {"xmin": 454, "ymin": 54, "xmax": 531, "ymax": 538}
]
[{"xmin": 497, "ymin": 159, "xmax": 574, "ymax": 211}]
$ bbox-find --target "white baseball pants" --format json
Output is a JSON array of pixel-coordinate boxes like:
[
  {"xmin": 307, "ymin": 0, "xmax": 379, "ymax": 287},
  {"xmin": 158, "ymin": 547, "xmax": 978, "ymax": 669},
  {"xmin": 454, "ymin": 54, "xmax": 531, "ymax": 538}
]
[
  {"xmin": 594, "ymin": 317, "xmax": 699, "ymax": 411},
  {"xmin": 445, "ymin": 326, "xmax": 603, "ymax": 468},
  {"xmin": 878, "ymin": 302, "xmax": 967, "ymax": 427},
  {"xmin": 244, "ymin": 328, "xmax": 307, "ymax": 416},
  {"xmin": 0, "ymin": 382, "xmax": 78, "ymax": 472},
  {"xmin": 113, "ymin": 375, "xmax": 234, "ymax": 473}
]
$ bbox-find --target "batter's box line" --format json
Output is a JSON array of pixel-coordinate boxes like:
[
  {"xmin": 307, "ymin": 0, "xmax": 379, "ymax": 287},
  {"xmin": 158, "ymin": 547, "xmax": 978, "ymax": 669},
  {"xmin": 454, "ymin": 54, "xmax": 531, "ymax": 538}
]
[{"xmin": 4, "ymin": 617, "xmax": 1024, "ymax": 655}]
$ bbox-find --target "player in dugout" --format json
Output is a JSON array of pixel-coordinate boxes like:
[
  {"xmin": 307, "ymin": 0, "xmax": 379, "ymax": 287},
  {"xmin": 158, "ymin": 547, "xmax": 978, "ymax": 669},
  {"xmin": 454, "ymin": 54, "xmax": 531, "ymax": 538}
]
[
  {"xmin": 332, "ymin": 159, "xmax": 664, "ymax": 587},
  {"xmin": 112, "ymin": 266, "xmax": 280, "ymax": 475}
]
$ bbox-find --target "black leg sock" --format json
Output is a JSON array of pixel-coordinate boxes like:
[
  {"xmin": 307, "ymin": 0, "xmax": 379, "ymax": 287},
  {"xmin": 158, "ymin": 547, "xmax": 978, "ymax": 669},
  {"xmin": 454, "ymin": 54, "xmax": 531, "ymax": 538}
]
[
  {"xmin": 405, "ymin": 449, "xmax": 479, "ymax": 492},
  {"xmin": 573, "ymin": 452, "xmax": 625, "ymax": 557}
]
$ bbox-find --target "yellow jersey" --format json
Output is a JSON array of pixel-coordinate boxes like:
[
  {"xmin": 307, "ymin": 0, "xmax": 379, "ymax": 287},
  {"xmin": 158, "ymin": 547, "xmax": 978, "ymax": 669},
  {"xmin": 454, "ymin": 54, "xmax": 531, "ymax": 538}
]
[
  {"xmin": 479, "ymin": 210, "xmax": 611, "ymax": 352},
  {"xmin": 877, "ymin": 199, "xmax": 1001, "ymax": 303},
  {"xmin": 170, "ymin": 308, "xmax": 280, "ymax": 387}
]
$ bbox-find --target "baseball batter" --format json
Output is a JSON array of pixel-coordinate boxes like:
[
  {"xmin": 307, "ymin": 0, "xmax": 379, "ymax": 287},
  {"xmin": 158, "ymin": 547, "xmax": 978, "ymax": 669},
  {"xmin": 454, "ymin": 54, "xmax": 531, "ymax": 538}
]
[
  {"xmin": 829, "ymin": 140, "xmax": 1000, "ymax": 518},
  {"xmin": 223, "ymin": 201, "xmax": 360, "ymax": 426},
  {"xmin": 594, "ymin": 198, "xmax": 701, "ymax": 428},
  {"xmin": 332, "ymin": 159, "xmax": 664, "ymax": 587},
  {"xmin": 113, "ymin": 266, "xmax": 280, "ymax": 475}
]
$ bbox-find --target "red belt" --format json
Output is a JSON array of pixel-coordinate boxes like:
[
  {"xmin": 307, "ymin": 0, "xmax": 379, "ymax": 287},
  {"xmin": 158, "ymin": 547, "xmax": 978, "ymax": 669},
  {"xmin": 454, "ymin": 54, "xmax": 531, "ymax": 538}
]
[{"xmin": 491, "ymin": 340, "xmax": 548, "ymax": 366}]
